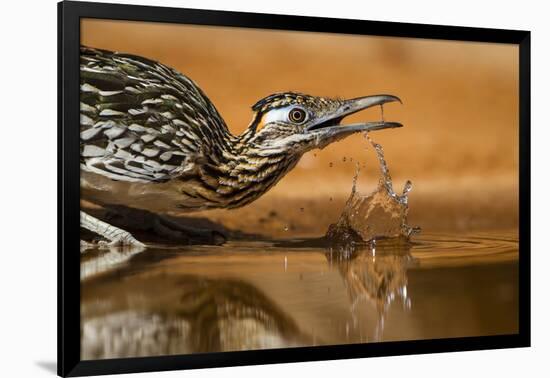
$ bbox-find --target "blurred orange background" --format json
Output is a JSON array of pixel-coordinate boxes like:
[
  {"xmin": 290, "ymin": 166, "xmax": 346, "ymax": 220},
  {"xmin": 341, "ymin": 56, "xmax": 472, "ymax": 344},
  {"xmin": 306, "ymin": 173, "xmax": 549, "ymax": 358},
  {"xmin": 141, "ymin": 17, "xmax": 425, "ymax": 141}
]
[{"xmin": 81, "ymin": 19, "xmax": 519, "ymax": 234}]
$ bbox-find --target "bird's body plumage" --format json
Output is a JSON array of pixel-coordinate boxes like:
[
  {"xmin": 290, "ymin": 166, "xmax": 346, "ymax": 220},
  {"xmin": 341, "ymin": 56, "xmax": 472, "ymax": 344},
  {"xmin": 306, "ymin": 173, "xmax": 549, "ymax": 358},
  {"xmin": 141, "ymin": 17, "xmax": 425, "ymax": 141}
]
[{"xmin": 80, "ymin": 47, "xmax": 300, "ymax": 212}]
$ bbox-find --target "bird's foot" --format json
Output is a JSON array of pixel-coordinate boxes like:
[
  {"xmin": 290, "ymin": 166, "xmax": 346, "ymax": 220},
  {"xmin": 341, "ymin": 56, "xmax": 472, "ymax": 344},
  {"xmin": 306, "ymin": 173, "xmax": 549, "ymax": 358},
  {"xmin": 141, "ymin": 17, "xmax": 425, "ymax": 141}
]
[
  {"xmin": 80, "ymin": 239, "xmax": 94, "ymax": 253},
  {"xmin": 103, "ymin": 205, "xmax": 226, "ymax": 246},
  {"xmin": 81, "ymin": 211, "xmax": 146, "ymax": 250}
]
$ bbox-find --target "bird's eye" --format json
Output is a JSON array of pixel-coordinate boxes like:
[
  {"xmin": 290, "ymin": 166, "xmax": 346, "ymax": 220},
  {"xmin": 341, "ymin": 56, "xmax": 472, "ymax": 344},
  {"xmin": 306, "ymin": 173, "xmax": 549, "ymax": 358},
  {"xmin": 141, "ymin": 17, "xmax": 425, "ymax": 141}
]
[{"xmin": 288, "ymin": 108, "xmax": 308, "ymax": 124}]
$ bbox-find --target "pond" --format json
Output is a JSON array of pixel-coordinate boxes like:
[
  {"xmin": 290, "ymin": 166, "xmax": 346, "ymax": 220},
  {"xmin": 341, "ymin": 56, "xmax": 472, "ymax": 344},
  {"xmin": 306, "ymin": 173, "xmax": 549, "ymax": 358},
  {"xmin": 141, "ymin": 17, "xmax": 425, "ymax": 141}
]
[{"xmin": 80, "ymin": 230, "xmax": 518, "ymax": 359}]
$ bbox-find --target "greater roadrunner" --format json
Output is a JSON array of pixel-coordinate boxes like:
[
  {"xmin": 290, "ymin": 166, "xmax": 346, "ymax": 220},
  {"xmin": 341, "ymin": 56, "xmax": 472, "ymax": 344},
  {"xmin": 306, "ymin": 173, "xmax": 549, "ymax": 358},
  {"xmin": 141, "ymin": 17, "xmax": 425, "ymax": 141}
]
[{"xmin": 80, "ymin": 46, "xmax": 402, "ymax": 247}]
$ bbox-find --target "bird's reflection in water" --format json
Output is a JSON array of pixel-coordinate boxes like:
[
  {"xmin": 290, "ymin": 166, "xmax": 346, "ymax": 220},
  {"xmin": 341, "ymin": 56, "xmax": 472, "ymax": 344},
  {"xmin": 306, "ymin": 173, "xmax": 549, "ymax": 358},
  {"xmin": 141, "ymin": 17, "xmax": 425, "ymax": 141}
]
[
  {"xmin": 80, "ymin": 237, "xmax": 415, "ymax": 359},
  {"xmin": 80, "ymin": 244, "xmax": 146, "ymax": 280},
  {"xmin": 326, "ymin": 237, "xmax": 415, "ymax": 341},
  {"xmin": 81, "ymin": 252, "xmax": 310, "ymax": 359}
]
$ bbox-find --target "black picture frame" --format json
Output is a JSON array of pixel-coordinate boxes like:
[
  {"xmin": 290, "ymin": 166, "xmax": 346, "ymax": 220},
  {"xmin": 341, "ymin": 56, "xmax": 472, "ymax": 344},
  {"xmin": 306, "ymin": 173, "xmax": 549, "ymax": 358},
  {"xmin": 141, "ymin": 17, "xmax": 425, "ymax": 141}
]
[{"xmin": 58, "ymin": 1, "xmax": 531, "ymax": 376}]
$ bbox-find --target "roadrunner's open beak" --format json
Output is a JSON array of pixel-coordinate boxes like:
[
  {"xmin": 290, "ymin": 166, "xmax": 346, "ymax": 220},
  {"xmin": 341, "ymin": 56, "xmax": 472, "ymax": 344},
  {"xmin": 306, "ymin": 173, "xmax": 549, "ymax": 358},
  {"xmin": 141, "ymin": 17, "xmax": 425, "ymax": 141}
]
[{"xmin": 305, "ymin": 94, "xmax": 402, "ymax": 149}]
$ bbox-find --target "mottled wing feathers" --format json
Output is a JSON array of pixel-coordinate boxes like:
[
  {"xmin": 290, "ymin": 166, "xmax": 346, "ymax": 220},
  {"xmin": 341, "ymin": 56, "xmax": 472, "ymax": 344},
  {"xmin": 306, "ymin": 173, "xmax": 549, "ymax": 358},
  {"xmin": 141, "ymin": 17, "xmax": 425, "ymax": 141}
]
[{"xmin": 79, "ymin": 46, "xmax": 229, "ymax": 183}]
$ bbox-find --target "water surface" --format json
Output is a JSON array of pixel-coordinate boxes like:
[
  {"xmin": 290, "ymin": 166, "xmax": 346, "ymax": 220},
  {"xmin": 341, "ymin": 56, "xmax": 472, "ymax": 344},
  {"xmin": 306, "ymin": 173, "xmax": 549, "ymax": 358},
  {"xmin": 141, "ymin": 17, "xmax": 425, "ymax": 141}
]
[{"xmin": 81, "ymin": 230, "xmax": 518, "ymax": 360}]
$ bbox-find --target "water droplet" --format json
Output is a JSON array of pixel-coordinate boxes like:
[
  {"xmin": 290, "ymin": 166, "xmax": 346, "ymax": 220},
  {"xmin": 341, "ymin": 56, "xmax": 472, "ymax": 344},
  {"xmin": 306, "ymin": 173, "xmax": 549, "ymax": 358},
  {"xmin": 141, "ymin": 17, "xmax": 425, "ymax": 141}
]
[
  {"xmin": 342, "ymin": 157, "xmax": 347, "ymax": 162},
  {"xmin": 299, "ymin": 207, "xmax": 304, "ymax": 212},
  {"xmin": 284, "ymin": 226, "xmax": 289, "ymax": 231},
  {"xmin": 402, "ymin": 180, "xmax": 413, "ymax": 195},
  {"xmin": 329, "ymin": 197, "xmax": 333, "ymax": 201},
  {"xmin": 329, "ymin": 162, "xmax": 333, "ymax": 168},
  {"xmin": 313, "ymin": 153, "xmax": 317, "ymax": 157}
]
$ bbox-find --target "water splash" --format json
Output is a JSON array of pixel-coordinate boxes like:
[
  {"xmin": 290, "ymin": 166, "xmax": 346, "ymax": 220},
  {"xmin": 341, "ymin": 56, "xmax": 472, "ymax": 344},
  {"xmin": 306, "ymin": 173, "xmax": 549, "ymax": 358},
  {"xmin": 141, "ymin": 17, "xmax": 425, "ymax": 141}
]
[{"xmin": 326, "ymin": 134, "xmax": 420, "ymax": 244}]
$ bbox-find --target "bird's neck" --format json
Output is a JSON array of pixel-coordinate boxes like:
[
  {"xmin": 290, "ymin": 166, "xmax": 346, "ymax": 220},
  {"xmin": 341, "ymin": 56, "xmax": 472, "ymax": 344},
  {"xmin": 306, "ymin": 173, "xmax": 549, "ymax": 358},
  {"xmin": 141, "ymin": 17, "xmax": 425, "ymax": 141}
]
[
  {"xmin": 219, "ymin": 139, "xmax": 300, "ymax": 208},
  {"xmin": 177, "ymin": 122, "xmax": 299, "ymax": 211},
  {"xmin": 184, "ymin": 131, "xmax": 299, "ymax": 210}
]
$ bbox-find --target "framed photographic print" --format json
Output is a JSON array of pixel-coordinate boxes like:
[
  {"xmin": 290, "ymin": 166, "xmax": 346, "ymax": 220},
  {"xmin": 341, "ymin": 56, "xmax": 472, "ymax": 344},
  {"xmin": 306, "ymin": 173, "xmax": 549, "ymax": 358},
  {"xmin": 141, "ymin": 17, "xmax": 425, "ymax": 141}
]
[{"xmin": 58, "ymin": 0, "xmax": 530, "ymax": 376}]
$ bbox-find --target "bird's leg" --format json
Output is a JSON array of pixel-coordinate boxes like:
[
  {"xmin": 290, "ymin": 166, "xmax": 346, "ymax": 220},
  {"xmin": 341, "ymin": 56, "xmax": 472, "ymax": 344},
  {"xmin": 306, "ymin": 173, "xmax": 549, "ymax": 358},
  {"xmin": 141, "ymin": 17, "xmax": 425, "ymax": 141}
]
[
  {"xmin": 151, "ymin": 216, "xmax": 226, "ymax": 245},
  {"xmin": 80, "ymin": 210, "xmax": 145, "ymax": 248},
  {"xmin": 103, "ymin": 205, "xmax": 226, "ymax": 246}
]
